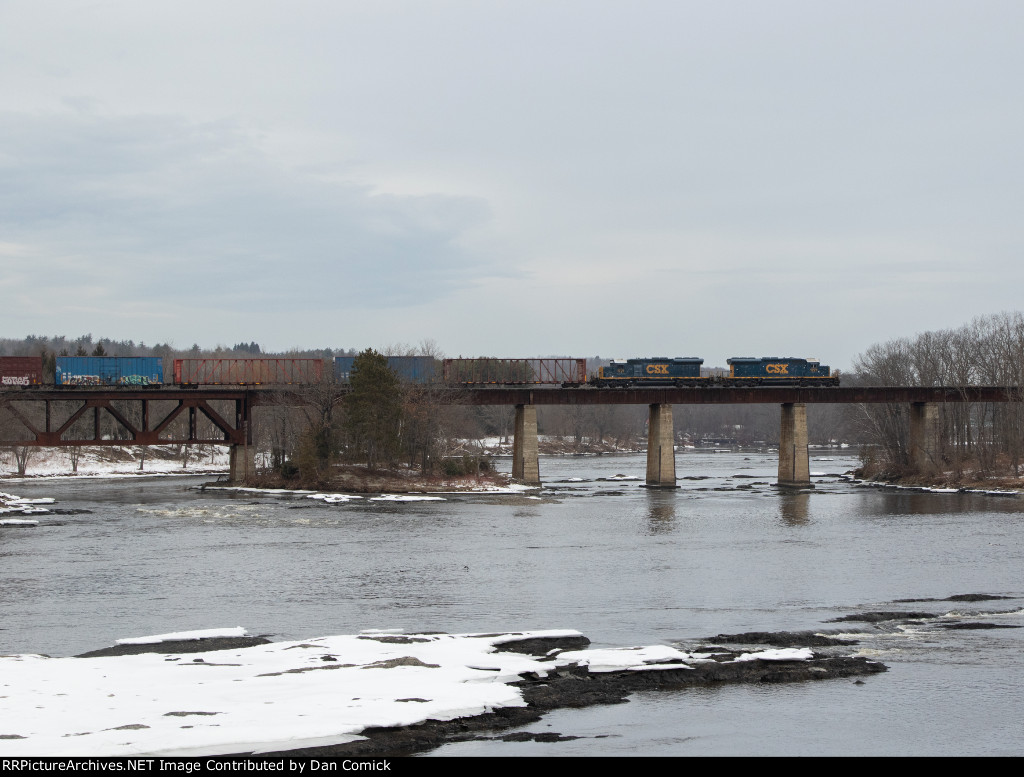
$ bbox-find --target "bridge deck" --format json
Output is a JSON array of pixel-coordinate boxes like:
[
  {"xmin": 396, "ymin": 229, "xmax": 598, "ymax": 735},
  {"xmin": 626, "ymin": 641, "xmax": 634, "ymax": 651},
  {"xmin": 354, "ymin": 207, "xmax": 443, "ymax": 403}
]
[
  {"xmin": 1, "ymin": 385, "xmax": 1021, "ymax": 406},
  {"xmin": 445, "ymin": 386, "xmax": 1022, "ymax": 405}
]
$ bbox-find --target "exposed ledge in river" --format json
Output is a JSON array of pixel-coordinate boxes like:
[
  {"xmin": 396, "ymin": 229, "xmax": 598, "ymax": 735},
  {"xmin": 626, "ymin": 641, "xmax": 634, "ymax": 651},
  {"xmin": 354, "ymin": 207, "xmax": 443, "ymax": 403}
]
[
  {"xmin": 241, "ymin": 464, "xmax": 522, "ymax": 494},
  {"xmin": 259, "ymin": 634, "xmax": 885, "ymax": 758}
]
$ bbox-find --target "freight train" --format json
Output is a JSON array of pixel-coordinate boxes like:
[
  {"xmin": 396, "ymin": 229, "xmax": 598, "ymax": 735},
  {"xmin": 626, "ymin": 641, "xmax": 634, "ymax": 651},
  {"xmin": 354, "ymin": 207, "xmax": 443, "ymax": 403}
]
[{"xmin": 0, "ymin": 355, "xmax": 839, "ymax": 388}]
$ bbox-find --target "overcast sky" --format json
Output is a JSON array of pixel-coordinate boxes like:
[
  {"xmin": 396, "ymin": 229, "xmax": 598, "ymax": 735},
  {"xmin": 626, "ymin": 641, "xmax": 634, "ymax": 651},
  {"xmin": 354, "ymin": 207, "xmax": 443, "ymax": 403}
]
[{"xmin": 2, "ymin": 1, "xmax": 1022, "ymax": 369}]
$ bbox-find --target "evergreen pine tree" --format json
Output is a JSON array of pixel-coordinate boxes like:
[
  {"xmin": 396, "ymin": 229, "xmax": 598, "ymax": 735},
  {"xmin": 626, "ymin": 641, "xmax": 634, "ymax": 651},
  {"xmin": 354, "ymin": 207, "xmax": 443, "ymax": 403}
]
[{"xmin": 343, "ymin": 349, "xmax": 403, "ymax": 468}]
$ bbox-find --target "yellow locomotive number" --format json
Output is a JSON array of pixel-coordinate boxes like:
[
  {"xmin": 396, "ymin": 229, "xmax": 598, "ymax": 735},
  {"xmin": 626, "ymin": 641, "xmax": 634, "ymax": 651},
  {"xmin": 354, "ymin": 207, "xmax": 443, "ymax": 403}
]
[
  {"xmin": 765, "ymin": 363, "xmax": 789, "ymax": 374},
  {"xmin": 646, "ymin": 364, "xmax": 669, "ymax": 375}
]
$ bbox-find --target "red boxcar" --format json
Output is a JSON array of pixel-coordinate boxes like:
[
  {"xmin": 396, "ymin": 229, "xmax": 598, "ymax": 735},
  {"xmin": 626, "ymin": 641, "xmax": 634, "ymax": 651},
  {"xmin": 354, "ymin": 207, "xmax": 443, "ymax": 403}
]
[
  {"xmin": 0, "ymin": 356, "xmax": 44, "ymax": 387},
  {"xmin": 173, "ymin": 358, "xmax": 325, "ymax": 385}
]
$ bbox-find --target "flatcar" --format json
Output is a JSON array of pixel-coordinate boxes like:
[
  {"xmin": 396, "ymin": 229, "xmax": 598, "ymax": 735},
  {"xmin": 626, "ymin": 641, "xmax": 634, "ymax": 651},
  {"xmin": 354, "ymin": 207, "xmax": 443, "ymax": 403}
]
[
  {"xmin": 591, "ymin": 357, "xmax": 707, "ymax": 387},
  {"xmin": 723, "ymin": 357, "xmax": 838, "ymax": 386}
]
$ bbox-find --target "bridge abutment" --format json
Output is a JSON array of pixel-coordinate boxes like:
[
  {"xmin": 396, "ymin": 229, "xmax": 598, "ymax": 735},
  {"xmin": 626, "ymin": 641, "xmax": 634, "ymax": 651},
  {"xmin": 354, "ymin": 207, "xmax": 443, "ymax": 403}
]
[
  {"xmin": 908, "ymin": 401, "xmax": 940, "ymax": 475},
  {"xmin": 777, "ymin": 403, "xmax": 812, "ymax": 489},
  {"xmin": 512, "ymin": 404, "xmax": 541, "ymax": 486},
  {"xmin": 644, "ymin": 403, "xmax": 678, "ymax": 488}
]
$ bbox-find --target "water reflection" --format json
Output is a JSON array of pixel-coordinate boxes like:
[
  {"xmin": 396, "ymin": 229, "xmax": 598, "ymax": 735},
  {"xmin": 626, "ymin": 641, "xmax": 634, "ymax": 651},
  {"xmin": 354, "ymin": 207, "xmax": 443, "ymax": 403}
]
[
  {"xmin": 778, "ymin": 492, "xmax": 810, "ymax": 525},
  {"xmin": 645, "ymin": 490, "xmax": 676, "ymax": 533},
  {"xmin": 858, "ymin": 489, "xmax": 1024, "ymax": 517}
]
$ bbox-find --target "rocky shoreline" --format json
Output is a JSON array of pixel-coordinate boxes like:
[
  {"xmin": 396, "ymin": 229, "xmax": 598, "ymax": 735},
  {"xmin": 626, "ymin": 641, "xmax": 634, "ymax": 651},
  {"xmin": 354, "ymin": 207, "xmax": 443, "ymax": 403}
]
[{"xmin": 268, "ymin": 635, "xmax": 884, "ymax": 758}]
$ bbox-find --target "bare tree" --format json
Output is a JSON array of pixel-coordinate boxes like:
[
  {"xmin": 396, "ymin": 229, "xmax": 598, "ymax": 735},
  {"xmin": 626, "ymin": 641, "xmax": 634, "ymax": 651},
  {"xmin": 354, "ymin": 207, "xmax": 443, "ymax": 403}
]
[
  {"xmin": 852, "ymin": 312, "xmax": 1024, "ymax": 480},
  {"xmin": 11, "ymin": 445, "xmax": 33, "ymax": 475}
]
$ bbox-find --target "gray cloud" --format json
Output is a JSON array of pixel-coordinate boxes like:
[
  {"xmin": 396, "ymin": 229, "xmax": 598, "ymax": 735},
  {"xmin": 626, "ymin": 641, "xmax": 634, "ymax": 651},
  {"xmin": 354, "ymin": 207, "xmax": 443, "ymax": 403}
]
[{"xmin": 0, "ymin": 107, "xmax": 494, "ymax": 312}]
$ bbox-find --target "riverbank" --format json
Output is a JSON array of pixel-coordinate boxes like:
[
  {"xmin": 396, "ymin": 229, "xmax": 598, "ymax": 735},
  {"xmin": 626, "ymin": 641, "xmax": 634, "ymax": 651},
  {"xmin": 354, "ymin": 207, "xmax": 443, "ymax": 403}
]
[
  {"xmin": 0, "ymin": 444, "xmax": 229, "ymax": 479},
  {"xmin": 852, "ymin": 468, "xmax": 1024, "ymax": 495}
]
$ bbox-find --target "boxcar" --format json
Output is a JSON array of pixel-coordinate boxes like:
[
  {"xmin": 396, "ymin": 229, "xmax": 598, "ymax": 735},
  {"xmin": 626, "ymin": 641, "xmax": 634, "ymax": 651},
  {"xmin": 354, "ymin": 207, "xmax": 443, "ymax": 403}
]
[
  {"xmin": 173, "ymin": 358, "xmax": 325, "ymax": 385},
  {"xmin": 0, "ymin": 356, "xmax": 44, "ymax": 387},
  {"xmin": 725, "ymin": 357, "xmax": 838, "ymax": 385},
  {"xmin": 55, "ymin": 357, "xmax": 164, "ymax": 386},
  {"xmin": 334, "ymin": 356, "xmax": 438, "ymax": 383},
  {"xmin": 592, "ymin": 357, "xmax": 707, "ymax": 387}
]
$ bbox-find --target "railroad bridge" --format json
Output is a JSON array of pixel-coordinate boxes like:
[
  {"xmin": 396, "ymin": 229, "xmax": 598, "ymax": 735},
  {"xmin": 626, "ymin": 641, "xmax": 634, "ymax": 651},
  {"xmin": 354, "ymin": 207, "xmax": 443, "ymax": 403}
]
[
  {"xmin": 0, "ymin": 386, "xmax": 1020, "ymax": 487},
  {"xmin": 461, "ymin": 386, "xmax": 1022, "ymax": 488}
]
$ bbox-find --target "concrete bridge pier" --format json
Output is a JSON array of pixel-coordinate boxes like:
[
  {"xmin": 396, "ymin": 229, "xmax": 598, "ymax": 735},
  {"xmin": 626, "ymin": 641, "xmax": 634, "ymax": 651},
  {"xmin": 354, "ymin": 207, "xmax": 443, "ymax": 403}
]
[
  {"xmin": 512, "ymin": 404, "xmax": 541, "ymax": 486},
  {"xmin": 644, "ymin": 403, "xmax": 678, "ymax": 488},
  {"xmin": 229, "ymin": 444, "xmax": 255, "ymax": 484},
  {"xmin": 777, "ymin": 403, "xmax": 812, "ymax": 489},
  {"xmin": 908, "ymin": 402, "xmax": 940, "ymax": 475}
]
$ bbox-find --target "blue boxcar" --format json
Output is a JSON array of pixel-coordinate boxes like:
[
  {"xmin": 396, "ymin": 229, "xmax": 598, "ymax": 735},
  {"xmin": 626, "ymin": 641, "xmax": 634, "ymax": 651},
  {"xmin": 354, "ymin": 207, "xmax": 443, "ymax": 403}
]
[
  {"xmin": 726, "ymin": 357, "xmax": 836, "ymax": 385},
  {"xmin": 334, "ymin": 356, "xmax": 437, "ymax": 383},
  {"xmin": 594, "ymin": 357, "xmax": 705, "ymax": 386},
  {"xmin": 55, "ymin": 357, "xmax": 164, "ymax": 387}
]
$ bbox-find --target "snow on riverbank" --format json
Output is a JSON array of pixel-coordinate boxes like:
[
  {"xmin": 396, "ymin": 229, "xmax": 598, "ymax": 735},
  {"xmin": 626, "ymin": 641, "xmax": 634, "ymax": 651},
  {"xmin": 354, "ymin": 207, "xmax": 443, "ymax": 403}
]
[
  {"xmin": 0, "ymin": 628, "xmax": 814, "ymax": 757},
  {"xmin": 0, "ymin": 445, "xmax": 229, "ymax": 480},
  {"xmin": 851, "ymin": 478, "xmax": 1022, "ymax": 496}
]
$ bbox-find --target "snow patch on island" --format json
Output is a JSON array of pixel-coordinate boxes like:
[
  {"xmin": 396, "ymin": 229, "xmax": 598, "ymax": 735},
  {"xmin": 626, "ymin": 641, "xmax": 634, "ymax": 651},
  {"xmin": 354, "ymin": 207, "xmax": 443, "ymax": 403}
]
[
  {"xmin": 115, "ymin": 627, "xmax": 250, "ymax": 645},
  {"xmin": 0, "ymin": 627, "xmax": 816, "ymax": 757}
]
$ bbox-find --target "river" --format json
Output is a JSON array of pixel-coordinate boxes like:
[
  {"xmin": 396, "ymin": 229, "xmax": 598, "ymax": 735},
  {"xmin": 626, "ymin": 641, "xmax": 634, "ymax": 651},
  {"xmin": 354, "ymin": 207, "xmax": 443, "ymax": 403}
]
[{"xmin": 2, "ymin": 449, "xmax": 1022, "ymax": 756}]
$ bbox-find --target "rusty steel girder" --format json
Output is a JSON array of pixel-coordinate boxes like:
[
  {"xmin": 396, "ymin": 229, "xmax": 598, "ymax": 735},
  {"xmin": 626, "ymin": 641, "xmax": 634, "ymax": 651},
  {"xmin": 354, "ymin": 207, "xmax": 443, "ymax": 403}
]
[{"xmin": 0, "ymin": 389, "xmax": 252, "ymax": 447}]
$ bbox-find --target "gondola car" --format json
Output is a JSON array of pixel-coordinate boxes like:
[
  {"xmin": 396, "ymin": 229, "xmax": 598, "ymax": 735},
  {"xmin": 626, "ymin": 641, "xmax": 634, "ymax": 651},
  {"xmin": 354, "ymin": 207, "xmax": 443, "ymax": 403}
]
[
  {"xmin": 724, "ymin": 357, "xmax": 838, "ymax": 386},
  {"xmin": 591, "ymin": 357, "xmax": 708, "ymax": 387}
]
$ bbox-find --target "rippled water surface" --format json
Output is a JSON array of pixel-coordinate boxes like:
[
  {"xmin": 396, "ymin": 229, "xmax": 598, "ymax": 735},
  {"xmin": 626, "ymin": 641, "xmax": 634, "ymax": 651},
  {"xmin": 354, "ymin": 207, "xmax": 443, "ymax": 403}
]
[{"xmin": 2, "ymin": 450, "xmax": 1023, "ymax": 756}]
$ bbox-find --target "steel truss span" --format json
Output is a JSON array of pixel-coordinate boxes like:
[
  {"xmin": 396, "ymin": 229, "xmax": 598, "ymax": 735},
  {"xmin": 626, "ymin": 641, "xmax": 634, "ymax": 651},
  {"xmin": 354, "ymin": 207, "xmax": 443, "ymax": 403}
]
[{"xmin": 0, "ymin": 389, "xmax": 251, "ymax": 447}]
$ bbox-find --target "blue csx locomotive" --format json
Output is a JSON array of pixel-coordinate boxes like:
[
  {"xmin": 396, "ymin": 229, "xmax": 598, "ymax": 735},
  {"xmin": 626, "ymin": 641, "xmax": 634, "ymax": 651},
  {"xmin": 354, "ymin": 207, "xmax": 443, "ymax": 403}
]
[
  {"xmin": 592, "ymin": 357, "xmax": 705, "ymax": 386},
  {"xmin": 592, "ymin": 357, "xmax": 839, "ymax": 387}
]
